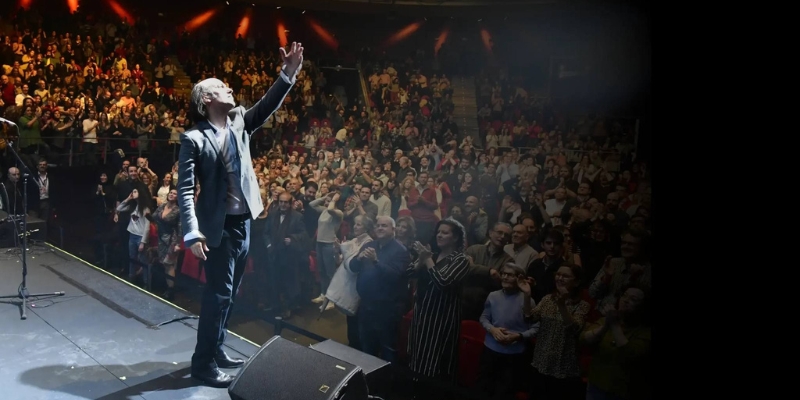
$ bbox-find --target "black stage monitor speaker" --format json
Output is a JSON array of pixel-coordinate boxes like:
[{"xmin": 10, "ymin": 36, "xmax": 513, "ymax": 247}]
[
  {"xmin": 229, "ymin": 336, "xmax": 370, "ymax": 400},
  {"xmin": 311, "ymin": 339, "xmax": 392, "ymax": 396},
  {"xmin": 0, "ymin": 213, "xmax": 46, "ymax": 248}
]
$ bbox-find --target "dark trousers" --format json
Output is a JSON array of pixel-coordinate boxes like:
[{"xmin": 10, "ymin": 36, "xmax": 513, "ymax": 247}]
[
  {"xmin": 38, "ymin": 198, "xmax": 51, "ymax": 225},
  {"xmin": 267, "ymin": 252, "xmax": 300, "ymax": 312},
  {"xmin": 529, "ymin": 368, "xmax": 585, "ymax": 400},
  {"xmin": 316, "ymin": 242, "xmax": 337, "ymax": 295},
  {"xmin": 358, "ymin": 305, "xmax": 400, "ymax": 363},
  {"xmin": 347, "ymin": 315, "xmax": 361, "ymax": 350},
  {"xmin": 477, "ymin": 346, "xmax": 528, "ymax": 400},
  {"xmin": 191, "ymin": 214, "xmax": 250, "ymax": 371}
]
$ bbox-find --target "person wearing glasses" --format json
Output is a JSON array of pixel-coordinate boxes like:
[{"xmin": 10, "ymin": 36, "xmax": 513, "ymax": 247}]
[
  {"xmin": 524, "ymin": 263, "xmax": 590, "ymax": 400},
  {"xmin": 477, "ymin": 262, "xmax": 540, "ymax": 400}
]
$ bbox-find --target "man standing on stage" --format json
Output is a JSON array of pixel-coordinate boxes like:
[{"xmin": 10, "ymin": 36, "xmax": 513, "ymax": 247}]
[{"xmin": 179, "ymin": 42, "xmax": 304, "ymax": 388}]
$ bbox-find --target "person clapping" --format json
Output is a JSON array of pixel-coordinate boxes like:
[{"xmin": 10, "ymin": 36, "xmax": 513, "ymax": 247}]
[{"xmin": 477, "ymin": 263, "xmax": 540, "ymax": 399}]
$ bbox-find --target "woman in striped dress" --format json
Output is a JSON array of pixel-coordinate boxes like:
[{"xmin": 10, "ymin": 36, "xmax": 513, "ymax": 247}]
[{"xmin": 407, "ymin": 218, "xmax": 470, "ymax": 395}]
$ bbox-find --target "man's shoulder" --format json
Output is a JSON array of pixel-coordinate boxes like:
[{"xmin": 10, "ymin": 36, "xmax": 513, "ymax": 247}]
[
  {"xmin": 487, "ymin": 289, "xmax": 505, "ymax": 299},
  {"xmin": 388, "ymin": 239, "xmax": 408, "ymax": 254},
  {"xmin": 465, "ymin": 244, "xmax": 485, "ymax": 253},
  {"xmin": 182, "ymin": 124, "xmax": 206, "ymax": 139}
]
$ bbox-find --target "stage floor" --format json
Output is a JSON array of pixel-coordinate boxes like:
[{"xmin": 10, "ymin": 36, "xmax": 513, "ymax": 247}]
[{"xmin": 0, "ymin": 245, "xmax": 260, "ymax": 400}]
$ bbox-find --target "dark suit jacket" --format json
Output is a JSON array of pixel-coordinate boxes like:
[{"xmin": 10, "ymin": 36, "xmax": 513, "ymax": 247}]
[
  {"xmin": 263, "ymin": 209, "xmax": 309, "ymax": 258},
  {"xmin": 0, "ymin": 180, "xmax": 9, "ymax": 214},
  {"xmin": 2, "ymin": 180, "xmax": 25, "ymax": 215},
  {"xmin": 178, "ymin": 76, "xmax": 293, "ymax": 247},
  {"xmin": 352, "ymin": 239, "xmax": 411, "ymax": 306}
]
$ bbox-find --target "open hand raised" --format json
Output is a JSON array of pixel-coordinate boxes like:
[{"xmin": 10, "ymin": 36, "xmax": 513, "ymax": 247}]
[{"xmin": 280, "ymin": 42, "xmax": 304, "ymax": 78}]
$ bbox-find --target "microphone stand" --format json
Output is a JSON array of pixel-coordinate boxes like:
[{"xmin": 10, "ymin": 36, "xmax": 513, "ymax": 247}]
[{"xmin": 0, "ymin": 122, "xmax": 65, "ymax": 320}]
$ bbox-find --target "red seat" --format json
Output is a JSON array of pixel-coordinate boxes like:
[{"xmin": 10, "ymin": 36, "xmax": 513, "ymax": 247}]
[
  {"xmin": 457, "ymin": 320, "xmax": 485, "ymax": 388},
  {"xmin": 180, "ymin": 249, "xmax": 206, "ymax": 283}
]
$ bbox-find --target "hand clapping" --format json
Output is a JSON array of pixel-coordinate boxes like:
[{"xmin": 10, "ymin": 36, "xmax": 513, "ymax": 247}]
[
  {"xmin": 413, "ymin": 241, "xmax": 432, "ymax": 263},
  {"xmin": 359, "ymin": 247, "xmax": 377, "ymax": 262}
]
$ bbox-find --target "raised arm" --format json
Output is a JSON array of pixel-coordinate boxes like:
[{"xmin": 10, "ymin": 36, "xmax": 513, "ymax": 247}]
[
  {"xmin": 310, "ymin": 196, "xmax": 327, "ymax": 212},
  {"xmin": 242, "ymin": 42, "xmax": 303, "ymax": 132},
  {"xmin": 428, "ymin": 253, "xmax": 470, "ymax": 288},
  {"xmin": 116, "ymin": 197, "xmax": 133, "ymax": 213}
]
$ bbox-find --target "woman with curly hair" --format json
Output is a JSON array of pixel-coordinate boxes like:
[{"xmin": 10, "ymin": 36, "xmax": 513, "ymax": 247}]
[
  {"xmin": 407, "ymin": 218, "xmax": 470, "ymax": 397},
  {"xmin": 524, "ymin": 263, "xmax": 590, "ymax": 400}
]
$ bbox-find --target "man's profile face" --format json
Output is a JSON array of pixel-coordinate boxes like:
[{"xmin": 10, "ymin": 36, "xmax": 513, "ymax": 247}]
[{"xmin": 202, "ymin": 79, "xmax": 235, "ymax": 110}]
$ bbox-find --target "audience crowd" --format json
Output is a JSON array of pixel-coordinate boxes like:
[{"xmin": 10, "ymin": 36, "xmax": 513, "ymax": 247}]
[{"xmin": 1, "ymin": 7, "xmax": 651, "ymax": 400}]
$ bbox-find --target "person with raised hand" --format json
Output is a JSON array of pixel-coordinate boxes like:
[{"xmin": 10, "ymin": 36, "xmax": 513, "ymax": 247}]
[{"xmin": 179, "ymin": 42, "xmax": 304, "ymax": 388}]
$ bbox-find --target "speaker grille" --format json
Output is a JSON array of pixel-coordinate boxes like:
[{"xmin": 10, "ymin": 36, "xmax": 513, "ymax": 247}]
[{"xmin": 229, "ymin": 336, "xmax": 367, "ymax": 400}]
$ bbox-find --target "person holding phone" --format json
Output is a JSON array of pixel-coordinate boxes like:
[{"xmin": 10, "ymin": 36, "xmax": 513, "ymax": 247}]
[
  {"xmin": 115, "ymin": 188, "xmax": 151, "ymax": 285},
  {"xmin": 309, "ymin": 191, "xmax": 343, "ymax": 309}
]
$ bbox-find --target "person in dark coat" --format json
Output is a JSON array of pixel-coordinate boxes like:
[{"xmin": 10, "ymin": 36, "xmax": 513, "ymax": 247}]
[
  {"xmin": 263, "ymin": 191, "xmax": 309, "ymax": 319},
  {"xmin": 350, "ymin": 215, "xmax": 410, "ymax": 362}
]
